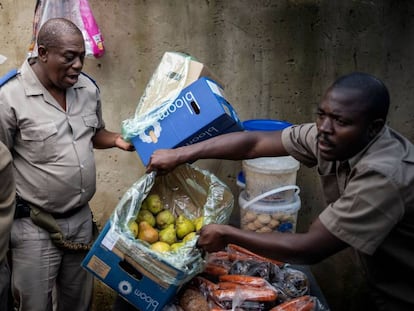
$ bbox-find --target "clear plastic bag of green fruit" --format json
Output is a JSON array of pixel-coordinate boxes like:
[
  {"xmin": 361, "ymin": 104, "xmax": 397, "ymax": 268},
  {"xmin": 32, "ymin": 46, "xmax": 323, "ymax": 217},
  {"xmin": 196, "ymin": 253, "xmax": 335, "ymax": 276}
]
[{"xmin": 109, "ymin": 163, "xmax": 234, "ymax": 286}]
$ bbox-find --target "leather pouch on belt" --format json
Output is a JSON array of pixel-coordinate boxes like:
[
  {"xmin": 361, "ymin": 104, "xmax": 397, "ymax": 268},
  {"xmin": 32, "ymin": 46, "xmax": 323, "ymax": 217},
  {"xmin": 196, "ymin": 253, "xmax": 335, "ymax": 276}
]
[
  {"xmin": 29, "ymin": 206, "xmax": 94, "ymax": 251},
  {"xmin": 30, "ymin": 206, "xmax": 66, "ymax": 248}
]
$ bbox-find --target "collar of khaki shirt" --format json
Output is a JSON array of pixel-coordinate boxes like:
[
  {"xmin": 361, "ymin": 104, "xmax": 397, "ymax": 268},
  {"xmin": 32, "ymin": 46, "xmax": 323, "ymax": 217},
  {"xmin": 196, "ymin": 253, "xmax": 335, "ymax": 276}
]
[
  {"xmin": 21, "ymin": 58, "xmax": 88, "ymax": 97},
  {"xmin": 346, "ymin": 126, "xmax": 387, "ymax": 171}
]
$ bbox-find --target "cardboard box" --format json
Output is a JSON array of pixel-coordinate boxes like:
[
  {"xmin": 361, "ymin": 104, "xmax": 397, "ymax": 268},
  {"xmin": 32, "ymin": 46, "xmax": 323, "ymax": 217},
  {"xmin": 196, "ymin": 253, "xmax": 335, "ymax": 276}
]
[
  {"xmin": 135, "ymin": 52, "xmax": 224, "ymax": 116},
  {"xmin": 184, "ymin": 57, "xmax": 224, "ymax": 88},
  {"xmin": 131, "ymin": 77, "xmax": 243, "ymax": 166},
  {"xmin": 82, "ymin": 222, "xmax": 186, "ymax": 311},
  {"xmin": 82, "ymin": 164, "xmax": 235, "ymax": 311}
]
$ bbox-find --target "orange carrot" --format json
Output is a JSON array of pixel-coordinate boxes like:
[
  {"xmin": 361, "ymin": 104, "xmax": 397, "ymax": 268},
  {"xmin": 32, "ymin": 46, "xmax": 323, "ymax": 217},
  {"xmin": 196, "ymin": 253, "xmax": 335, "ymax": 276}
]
[
  {"xmin": 219, "ymin": 274, "xmax": 267, "ymax": 287},
  {"xmin": 227, "ymin": 244, "xmax": 284, "ymax": 267},
  {"xmin": 218, "ymin": 281, "xmax": 260, "ymax": 290},
  {"xmin": 203, "ymin": 263, "xmax": 229, "ymax": 276},
  {"xmin": 270, "ymin": 295, "xmax": 315, "ymax": 311},
  {"xmin": 209, "ymin": 251, "xmax": 230, "ymax": 260},
  {"xmin": 212, "ymin": 288, "xmax": 278, "ymax": 302}
]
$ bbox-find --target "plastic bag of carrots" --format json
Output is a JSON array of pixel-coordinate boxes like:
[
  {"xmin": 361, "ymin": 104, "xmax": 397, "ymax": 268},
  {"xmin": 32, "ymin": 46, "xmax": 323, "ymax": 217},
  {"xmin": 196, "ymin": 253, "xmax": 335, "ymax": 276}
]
[{"xmin": 171, "ymin": 244, "xmax": 329, "ymax": 311}]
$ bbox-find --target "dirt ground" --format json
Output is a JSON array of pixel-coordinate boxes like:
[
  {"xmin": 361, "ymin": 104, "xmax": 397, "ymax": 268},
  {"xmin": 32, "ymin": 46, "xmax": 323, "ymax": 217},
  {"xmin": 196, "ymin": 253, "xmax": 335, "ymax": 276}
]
[{"xmin": 92, "ymin": 280, "xmax": 117, "ymax": 311}]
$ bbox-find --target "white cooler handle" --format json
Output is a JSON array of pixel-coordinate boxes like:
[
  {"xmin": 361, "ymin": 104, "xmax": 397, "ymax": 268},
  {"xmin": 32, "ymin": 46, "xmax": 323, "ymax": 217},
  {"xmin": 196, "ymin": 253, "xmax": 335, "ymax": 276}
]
[{"xmin": 242, "ymin": 185, "xmax": 300, "ymax": 209}]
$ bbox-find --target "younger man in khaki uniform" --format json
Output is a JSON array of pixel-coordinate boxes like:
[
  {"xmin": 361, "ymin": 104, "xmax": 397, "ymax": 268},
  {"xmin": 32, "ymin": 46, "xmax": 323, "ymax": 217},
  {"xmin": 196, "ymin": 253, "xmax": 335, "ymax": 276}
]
[{"xmin": 146, "ymin": 72, "xmax": 414, "ymax": 311}]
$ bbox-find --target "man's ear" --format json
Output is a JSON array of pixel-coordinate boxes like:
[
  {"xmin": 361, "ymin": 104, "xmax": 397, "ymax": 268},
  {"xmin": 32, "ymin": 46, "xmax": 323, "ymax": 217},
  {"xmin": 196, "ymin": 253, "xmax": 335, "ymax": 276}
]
[
  {"xmin": 369, "ymin": 118, "xmax": 385, "ymax": 139},
  {"xmin": 37, "ymin": 45, "xmax": 48, "ymax": 62}
]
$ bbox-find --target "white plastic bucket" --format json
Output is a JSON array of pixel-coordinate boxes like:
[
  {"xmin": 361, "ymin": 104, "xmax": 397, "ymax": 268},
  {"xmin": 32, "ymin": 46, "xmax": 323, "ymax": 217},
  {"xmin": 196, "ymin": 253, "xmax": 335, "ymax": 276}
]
[
  {"xmin": 242, "ymin": 156, "xmax": 300, "ymax": 202},
  {"xmin": 239, "ymin": 186, "xmax": 301, "ymax": 233}
]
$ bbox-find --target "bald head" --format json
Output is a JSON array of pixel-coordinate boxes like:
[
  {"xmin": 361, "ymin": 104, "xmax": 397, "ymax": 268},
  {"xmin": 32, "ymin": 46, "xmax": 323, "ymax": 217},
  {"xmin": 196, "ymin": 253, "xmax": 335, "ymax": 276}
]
[
  {"xmin": 37, "ymin": 18, "xmax": 83, "ymax": 49},
  {"xmin": 33, "ymin": 18, "xmax": 86, "ymax": 91}
]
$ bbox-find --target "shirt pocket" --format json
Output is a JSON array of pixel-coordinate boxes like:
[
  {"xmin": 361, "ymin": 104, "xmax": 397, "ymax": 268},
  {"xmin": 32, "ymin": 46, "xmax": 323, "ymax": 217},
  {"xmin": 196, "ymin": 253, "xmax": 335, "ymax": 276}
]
[
  {"xmin": 318, "ymin": 171, "xmax": 340, "ymax": 205},
  {"xmin": 82, "ymin": 114, "xmax": 99, "ymax": 129},
  {"xmin": 20, "ymin": 122, "xmax": 58, "ymax": 164}
]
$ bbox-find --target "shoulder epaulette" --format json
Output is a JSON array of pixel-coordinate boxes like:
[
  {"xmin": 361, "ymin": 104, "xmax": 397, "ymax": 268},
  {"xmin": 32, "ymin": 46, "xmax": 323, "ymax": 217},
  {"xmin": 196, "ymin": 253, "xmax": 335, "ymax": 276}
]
[
  {"xmin": 80, "ymin": 72, "xmax": 100, "ymax": 91},
  {"xmin": 0, "ymin": 68, "xmax": 18, "ymax": 87}
]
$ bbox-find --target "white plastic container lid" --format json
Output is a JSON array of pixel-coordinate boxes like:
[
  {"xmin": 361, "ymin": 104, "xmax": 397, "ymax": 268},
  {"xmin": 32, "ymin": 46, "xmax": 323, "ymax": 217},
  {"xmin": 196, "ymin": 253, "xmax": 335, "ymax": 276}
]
[{"xmin": 243, "ymin": 156, "xmax": 300, "ymax": 175}]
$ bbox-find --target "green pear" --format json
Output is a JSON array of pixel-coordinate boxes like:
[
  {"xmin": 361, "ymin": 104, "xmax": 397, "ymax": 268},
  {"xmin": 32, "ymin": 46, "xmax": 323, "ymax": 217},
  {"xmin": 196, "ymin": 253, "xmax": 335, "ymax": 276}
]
[
  {"xmin": 176, "ymin": 214, "xmax": 195, "ymax": 240},
  {"xmin": 170, "ymin": 241, "xmax": 185, "ymax": 252},
  {"xmin": 182, "ymin": 231, "xmax": 197, "ymax": 243},
  {"xmin": 141, "ymin": 199, "xmax": 148, "ymax": 210},
  {"xmin": 156, "ymin": 209, "xmax": 175, "ymax": 230},
  {"xmin": 193, "ymin": 216, "xmax": 204, "ymax": 232},
  {"xmin": 145, "ymin": 194, "xmax": 163, "ymax": 215},
  {"xmin": 136, "ymin": 209, "xmax": 156, "ymax": 227},
  {"xmin": 128, "ymin": 220, "xmax": 139, "ymax": 238},
  {"xmin": 150, "ymin": 241, "xmax": 171, "ymax": 253},
  {"xmin": 158, "ymin": 224, "xmax": 177, "ymax": 245}
]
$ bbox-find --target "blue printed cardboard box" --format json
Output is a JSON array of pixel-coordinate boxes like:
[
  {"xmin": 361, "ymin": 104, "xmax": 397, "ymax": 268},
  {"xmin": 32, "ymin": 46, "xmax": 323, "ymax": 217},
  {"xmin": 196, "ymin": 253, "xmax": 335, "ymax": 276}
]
[
  {"xmin": 131, "ymin": 77, "xmax": 243, "ymax": 165},
  {"xmin": 82, "ymin": 222, "xmax": 185, "ymax": 311}
]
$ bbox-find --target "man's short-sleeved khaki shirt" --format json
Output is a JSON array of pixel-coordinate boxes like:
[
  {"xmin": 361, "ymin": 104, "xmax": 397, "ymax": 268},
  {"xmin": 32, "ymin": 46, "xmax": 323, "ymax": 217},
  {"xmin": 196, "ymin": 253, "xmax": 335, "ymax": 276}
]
[
  {"xmin": 282, "ymin": 123, "xmax": 414, "ymax": 308},
  {"xmin": 0, "ymin": 141, "xmax": 15, "ymax": 261},
  {"xmin": 0, "ymin": 60, "xmax": 104, "ymax": 214}
]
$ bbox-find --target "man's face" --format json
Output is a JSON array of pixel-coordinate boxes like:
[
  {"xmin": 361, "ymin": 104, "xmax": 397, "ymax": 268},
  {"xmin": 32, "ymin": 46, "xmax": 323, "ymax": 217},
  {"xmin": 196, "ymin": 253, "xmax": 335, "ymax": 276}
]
[
  {"xmin": 316, "ymin": 87, "xmax": 372, "ymax": 161},
  {"xmin": 43, "ymin": 33, "xmax": 85, "ymax": 90}
]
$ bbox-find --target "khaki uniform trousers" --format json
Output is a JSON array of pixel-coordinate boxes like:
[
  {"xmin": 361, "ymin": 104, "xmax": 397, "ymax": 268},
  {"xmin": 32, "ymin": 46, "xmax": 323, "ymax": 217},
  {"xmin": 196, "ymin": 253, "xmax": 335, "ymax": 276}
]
[
  {"xmin": 0, "ymin": 258, "xmax": 12, "ymax": 311},
  {"xmin": 10, "ymin": 205, "xmax": 93, "ymax": 311}
]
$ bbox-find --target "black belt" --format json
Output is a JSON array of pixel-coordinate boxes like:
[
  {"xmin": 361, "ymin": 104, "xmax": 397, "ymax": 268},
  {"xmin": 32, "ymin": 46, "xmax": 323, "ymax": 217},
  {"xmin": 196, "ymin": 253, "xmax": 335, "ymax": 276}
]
[{"xmin": 14, "ymin": 196, "xmax": 84, "ymax": 219}]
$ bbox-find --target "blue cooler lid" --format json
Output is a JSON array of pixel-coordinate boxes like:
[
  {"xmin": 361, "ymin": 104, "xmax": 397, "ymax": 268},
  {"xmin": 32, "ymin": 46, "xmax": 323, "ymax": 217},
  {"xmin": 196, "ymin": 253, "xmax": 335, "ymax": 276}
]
[
  {"xmin": 237, "ymin": 171, "xmax": 246, "ymax": 188},
  {"xmin": 242, "ymin": 119, "xmax": 292, "ymax": 131}
]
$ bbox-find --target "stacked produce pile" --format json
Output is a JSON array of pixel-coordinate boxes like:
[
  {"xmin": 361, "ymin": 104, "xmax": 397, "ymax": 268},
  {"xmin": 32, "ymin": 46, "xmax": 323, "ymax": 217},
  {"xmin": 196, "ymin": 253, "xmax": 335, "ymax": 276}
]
[{"xmin": 175, "ymin": 244, "xmax": 328, "ymax": 311}]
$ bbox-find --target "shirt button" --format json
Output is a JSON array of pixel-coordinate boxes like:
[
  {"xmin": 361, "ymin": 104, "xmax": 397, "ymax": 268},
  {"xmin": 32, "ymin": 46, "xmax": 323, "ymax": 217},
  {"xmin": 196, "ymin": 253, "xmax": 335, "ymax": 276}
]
[
  {"xmin": 80, "ymin": 164, "xmax": 85, "ymax": 169},
  {"xmin": 81, "ymin": 189, "xmax": 85, "ymax": 193},
  {"xmin": 73, "ymin": 141, "xmax": 77, "ymax": 145}
]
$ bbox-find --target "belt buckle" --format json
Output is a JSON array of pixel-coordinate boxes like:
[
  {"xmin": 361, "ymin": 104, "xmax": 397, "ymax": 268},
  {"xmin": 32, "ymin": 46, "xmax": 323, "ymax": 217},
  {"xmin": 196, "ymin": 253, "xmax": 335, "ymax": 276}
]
[{"xmin": 14, "ymin": 201, "xmax": 31, "ymax": 218}]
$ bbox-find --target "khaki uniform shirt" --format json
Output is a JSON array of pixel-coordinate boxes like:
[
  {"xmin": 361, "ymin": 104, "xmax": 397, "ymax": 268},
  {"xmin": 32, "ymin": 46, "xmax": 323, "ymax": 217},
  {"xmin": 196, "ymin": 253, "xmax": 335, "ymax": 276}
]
[
  {"xmin": 0, "ymin": 141, "xmax": 15, "ymax": 261},
  {"xmin": 0, "ymin": 60, "xmax": 104, "ymax": 214},
  {"xmin": 282, "ymin": 123, "xmax": 414, "ymax": 309}
]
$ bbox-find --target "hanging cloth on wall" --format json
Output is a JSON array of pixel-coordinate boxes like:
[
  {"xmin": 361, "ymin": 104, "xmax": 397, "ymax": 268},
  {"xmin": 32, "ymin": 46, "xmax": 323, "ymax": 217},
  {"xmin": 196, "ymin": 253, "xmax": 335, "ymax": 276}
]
[{"xmin": 28, "ymin": 0, "xmax": 105, "ymax": 58}]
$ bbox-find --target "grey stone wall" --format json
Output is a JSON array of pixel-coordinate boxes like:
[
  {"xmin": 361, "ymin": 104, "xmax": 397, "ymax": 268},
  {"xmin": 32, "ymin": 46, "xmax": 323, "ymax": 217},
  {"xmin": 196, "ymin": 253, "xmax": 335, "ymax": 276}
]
[{"xmin": 1, "ymin": 1, "xmax": 413, "ymax": 310}]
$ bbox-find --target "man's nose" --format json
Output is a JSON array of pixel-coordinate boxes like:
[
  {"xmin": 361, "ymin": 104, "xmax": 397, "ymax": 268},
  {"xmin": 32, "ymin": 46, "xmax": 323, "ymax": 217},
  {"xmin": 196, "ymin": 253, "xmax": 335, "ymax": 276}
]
[
  {"xmin": 72, "ymin": 56, "xmax": 84, "ymax": 69},
  {"xmin": 319, "ymin": 117, "xmax": 333, "ymax": 133}
]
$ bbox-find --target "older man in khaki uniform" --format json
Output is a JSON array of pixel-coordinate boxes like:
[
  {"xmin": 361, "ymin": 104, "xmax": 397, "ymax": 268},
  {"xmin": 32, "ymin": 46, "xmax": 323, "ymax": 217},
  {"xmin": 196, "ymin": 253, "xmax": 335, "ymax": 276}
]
[
  {"xmin": 0, "ymin": 141, "xmax": 15, "ymax": 311},
  {"xmin": 0, "ymin": 18, "xmax": 133, "ymax": 311}
]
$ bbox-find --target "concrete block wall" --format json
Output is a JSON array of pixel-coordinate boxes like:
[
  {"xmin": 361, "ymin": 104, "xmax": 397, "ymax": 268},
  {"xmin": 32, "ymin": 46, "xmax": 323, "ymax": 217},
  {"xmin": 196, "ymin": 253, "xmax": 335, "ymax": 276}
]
[{"xmin": 1, "ymin": 1, "xmax": 413, "ymax": 310}]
